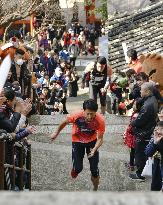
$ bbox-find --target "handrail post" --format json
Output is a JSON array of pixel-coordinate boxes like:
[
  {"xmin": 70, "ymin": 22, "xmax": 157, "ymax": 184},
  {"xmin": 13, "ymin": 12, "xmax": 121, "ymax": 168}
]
[
  {"xmin": 26, "ymin": 144, "xmax": 31, "ymax": 190},
  {"xmin": 0, "ymin": 139, "xmax": 5, "ymax": 190},
  {"xmin": 19, "ymin": 146, "xmax": 24, "ymax": 190}
]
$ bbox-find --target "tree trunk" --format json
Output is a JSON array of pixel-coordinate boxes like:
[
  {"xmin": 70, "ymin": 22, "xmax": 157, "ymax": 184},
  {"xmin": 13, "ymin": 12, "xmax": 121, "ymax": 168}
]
[{"xmin": 3, "ymin": 22, "xmax": 12, "ymax": 44}]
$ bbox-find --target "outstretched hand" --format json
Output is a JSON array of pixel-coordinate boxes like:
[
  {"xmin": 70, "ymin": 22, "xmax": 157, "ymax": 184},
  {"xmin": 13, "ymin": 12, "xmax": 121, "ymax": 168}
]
[
  {"xmin": 27, "ymin": 125, "xmax": 37, "ymax": 134},
  {"xmin": 51, "ymin": 133, "xmax": 58, "ymax": 142},
  {"xmin": 88, "ymin": 148, "xmax": 96, "ymax": 158}
]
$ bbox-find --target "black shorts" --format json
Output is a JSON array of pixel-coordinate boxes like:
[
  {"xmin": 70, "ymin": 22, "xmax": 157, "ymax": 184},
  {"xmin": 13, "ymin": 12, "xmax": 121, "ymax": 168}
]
[
  {"xmin": 89, "ymin": 83, "xmax": 106, "ymax": 106},
  {"xmin": 72, "ymin": 140, "xmax": 99, "ymax": 177}
]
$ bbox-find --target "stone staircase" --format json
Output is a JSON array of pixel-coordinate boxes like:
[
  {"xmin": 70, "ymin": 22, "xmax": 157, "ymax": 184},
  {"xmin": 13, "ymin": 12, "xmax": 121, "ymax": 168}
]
[
  {"xmin": 106, "ymin": 1, "xmax": 163, "ymax": 70},
  {"xmin": 29, "ymin": 114, "xmax": 151, "ymax": 191}
]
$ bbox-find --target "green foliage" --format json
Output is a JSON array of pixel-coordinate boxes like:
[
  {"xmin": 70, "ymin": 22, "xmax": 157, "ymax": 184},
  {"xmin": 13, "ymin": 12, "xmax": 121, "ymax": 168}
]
[{"xmin": 95, "ymin": 0, "xmax": 108, "ymax": 20}]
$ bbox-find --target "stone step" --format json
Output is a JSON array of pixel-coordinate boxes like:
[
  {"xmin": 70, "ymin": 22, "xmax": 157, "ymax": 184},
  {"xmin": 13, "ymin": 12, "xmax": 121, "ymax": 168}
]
[
  {"xmin": 31, "ymin": 141, "xmax": 150, "ymax": 191},
  {"xmin": 33, "ymin": 124, "xmax": 127, "ymax": 135},
  {"xmin": 29, "ymin": 130, "xmax": 127, "ymax": 154},
  {"xmin": 1, "ymin": 192, "xmax": 163, "ymax": 205},
  {"xmin": 30, "ymin": 115, "xmax": 130, "ymax": 126}
]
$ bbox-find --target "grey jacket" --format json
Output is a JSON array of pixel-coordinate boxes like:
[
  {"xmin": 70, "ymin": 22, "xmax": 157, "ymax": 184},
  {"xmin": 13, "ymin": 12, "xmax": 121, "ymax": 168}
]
[{"xmin": 68, "ymin": 44, "xmax": 79, "ymax": 58}]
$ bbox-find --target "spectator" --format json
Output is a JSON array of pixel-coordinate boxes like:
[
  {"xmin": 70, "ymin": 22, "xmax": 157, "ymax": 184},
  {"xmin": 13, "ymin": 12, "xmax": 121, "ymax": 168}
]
[
  {"xmin": 48, "ymin": 50, "xmax": 58, "ymax": 77},
  {"xmin": 63, "ymin": 31, "xmax": 71, "ymax": 49},
  {"xmin": 59, "ymin": 47, "xmax": 70, "ymax": 62},
  {"xmin": 40, "ymin": 50, "xmax": 49, "ymax": 72},
  {"xmin": 0, "ymin": 88, "xmax": 21, "ymax": 133},
  {"xmin": 39, "ymin": 34, "xmax": 49, "ymax": 50},
  {"xmin": 68, "ymin": 39, "xmax": 80, "ymax": 67},
  {"xmin": 129, "ymin": 82, "xmax": 158, "ymax": 181},
  {"xmin": 124, "ymin": 98, "xmax": 144, "ymax": 171},
  {"xmin": 145, "ymin": 119, "xmax": 163, "ymax": 191},
  {"xmin": 127, "ymin": 49, "xmax": 142, "ymax": 74},
  {"xmin": 50, "ymin": 67, "xmax": 68, "ymax": 114}
]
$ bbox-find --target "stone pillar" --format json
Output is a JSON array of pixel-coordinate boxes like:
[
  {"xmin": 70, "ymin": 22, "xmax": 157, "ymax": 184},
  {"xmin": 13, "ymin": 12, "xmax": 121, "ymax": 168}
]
[
  {"xmin": 59, "ymin": 0, "xmax": 86, "ymax": 26},
  {"xmin": 77, "ymin": 0, "xmax": 86, "ymax": 26}
]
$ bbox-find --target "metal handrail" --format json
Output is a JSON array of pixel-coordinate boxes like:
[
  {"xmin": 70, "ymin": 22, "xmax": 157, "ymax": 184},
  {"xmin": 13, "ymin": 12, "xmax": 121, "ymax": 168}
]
[{"xmin": 0, "ymin": 131, "xmax": 31, "ymax": 191}]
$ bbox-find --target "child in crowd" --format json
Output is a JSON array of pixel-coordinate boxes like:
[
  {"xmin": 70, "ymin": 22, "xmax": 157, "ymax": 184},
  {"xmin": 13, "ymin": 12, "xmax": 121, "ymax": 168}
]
[
  {"xmin": 145, "ymin": 107, "xmax": 163, "ymax": 191},
  {"xmin": 124, "ymin": 98, "xmax": 144, "ymax": 171},
  {"xmin": 87, "ymin": 42, "xmax": 95, "ymax": 55}
]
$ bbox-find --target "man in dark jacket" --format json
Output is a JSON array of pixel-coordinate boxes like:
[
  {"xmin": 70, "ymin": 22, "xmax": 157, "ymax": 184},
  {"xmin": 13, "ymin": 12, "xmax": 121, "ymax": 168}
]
[
  {"xmin": 129, "ymin": 82, "xmax": 158, "ymax": 181},
  {"xmin": 0, "ymin": 89, "xmax": 21, "ymax": 133}
]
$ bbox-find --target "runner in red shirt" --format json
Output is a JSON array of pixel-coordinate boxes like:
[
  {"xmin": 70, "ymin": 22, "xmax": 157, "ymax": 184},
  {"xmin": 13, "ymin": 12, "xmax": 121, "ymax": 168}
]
[{"xmin": 51, "ymin": 99, "xmax": 105, "ymax": 191}]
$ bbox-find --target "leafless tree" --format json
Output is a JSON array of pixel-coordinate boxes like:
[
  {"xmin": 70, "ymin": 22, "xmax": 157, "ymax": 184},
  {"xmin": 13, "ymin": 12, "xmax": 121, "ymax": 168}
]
[
  {"xmin": 0, "ymin": 0, "xmax": 47, "ymax": 27},
  {"xmin": 0, "ymin": 0, "xmax": 64, "ymax": 42}
]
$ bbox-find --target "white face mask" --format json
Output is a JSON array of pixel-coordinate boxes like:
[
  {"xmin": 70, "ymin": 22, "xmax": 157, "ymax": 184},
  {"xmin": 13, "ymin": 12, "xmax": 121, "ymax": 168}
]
[{"xmin": 16, "ymin": 59, "xmax": 24, "ymax": 66}]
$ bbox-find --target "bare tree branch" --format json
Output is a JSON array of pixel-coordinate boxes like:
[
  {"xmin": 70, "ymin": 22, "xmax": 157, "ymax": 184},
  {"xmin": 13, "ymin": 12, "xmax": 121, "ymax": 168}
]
[{"xmin": 0, "ymin": 0, "xmax": 63, "ymax": 27}]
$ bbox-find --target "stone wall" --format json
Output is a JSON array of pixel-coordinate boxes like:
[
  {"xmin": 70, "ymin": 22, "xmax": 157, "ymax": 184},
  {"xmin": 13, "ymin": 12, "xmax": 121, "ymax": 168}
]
[
  {"xmin": 107, "ymin": 0, "xmax": 151, "ymax": 14},
  {"xmin": 1, "ymin": 192, "xmax": 163, "ymax": 205}
]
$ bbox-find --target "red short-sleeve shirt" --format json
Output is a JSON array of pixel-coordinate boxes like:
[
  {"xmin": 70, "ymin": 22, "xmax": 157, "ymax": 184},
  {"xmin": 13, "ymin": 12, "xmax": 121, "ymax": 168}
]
[{"xmin": 67, "ymin": 111, "xmax": 105, "ymax": 143}]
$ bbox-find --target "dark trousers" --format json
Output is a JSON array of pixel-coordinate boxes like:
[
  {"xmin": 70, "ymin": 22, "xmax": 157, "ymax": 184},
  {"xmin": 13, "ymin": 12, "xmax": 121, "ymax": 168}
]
[
  {"xmin": 130, "ymin": 148, "xmax": 135, "ymax": 167},
  {"xmin": 89, "ymin": 83, "xmax": 106, "ymax": 106},
  {"xmin": 135, "ymin": 139, "xmax": 149, "ymax": 176},
  {"xmin": 72, "ymin": 140, "xmax": 99, "ymax": 177},
  {"xmin": 69, "ymin": 80, "xmax": 78, "ymax": 97},
  {"xmin": 151, "ymin": 158, "xmax": 162, "ymax": 191},
  {"xmin": 70, "ymin": 57, "xmax": 76, "ymax": 67},
  {"xmin": 61, "ymin": 97, "xmax": 68, "ymax": 113}
]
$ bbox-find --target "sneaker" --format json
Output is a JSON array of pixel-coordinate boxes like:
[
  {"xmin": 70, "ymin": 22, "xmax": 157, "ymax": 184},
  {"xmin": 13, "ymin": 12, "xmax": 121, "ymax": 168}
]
[
  {"xmin": 129, "ymin": 173, "xmax": 146, "ymax": 181},
  {"xmin": 63, "ymin": 111, "xmax": 69, "ymax": 114},
  {"xmin": 71, "ymin": 169, "xmax": 78, "ymax": 178}
]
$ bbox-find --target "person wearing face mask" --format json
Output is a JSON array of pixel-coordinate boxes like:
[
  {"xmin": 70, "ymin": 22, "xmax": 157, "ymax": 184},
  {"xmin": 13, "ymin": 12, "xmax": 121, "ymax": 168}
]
[
  {"xmin": 81, "ymin": 56, "xmax": 112, "ymax": 115},
  {"xmin": 10, "ymin": 48, "xmax": 25, "ymax": 82},
  {"xmin": 10, "ymin": 48, "xmax": 31, "ymax": 98}
]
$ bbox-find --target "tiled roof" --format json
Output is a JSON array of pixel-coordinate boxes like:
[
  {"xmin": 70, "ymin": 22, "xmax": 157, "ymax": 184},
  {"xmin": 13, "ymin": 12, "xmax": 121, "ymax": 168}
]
[{"xmin": 106, "ymin": 1, "xmax": 163, "ymax": 70}]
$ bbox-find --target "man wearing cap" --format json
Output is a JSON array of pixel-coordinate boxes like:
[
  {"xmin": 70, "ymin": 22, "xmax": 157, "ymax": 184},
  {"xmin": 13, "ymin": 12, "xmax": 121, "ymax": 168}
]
[{"xmin": 81, "ymin": 56, "xmax": 112, "ymax": 114}]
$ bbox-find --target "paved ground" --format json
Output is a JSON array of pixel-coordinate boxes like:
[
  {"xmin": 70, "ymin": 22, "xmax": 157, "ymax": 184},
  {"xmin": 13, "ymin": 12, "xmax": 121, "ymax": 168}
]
[{"xmin": 28, "ymin": 55, "xmax": 152, "ymax": 192}]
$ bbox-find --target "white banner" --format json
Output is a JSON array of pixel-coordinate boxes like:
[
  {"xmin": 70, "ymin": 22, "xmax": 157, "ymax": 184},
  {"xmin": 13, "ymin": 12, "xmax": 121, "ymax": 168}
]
[
  {"xmin": 0, "ymin": 55, "xmax": 12, "ymax": 90},
  {"xmin": 122, "ymin": 42, "xmax": 128, "ymax": 63}
]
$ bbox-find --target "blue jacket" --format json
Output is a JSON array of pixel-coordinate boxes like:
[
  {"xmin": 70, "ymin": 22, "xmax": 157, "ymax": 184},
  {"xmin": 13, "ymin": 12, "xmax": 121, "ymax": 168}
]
[
  {"xmin": 59, "ymin": 50, "xmax": 70, "ymax": 61},
  {"xmin": 145, "ymin": 138, "xmax": 158, "ymax": 157},
  {"xmin": 50, "ymin": 75, "xmax": 68, "ymax": 89},
  {"xmin": 15, "ymin": 128, "xmax": 29, "ymax": 142}
]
